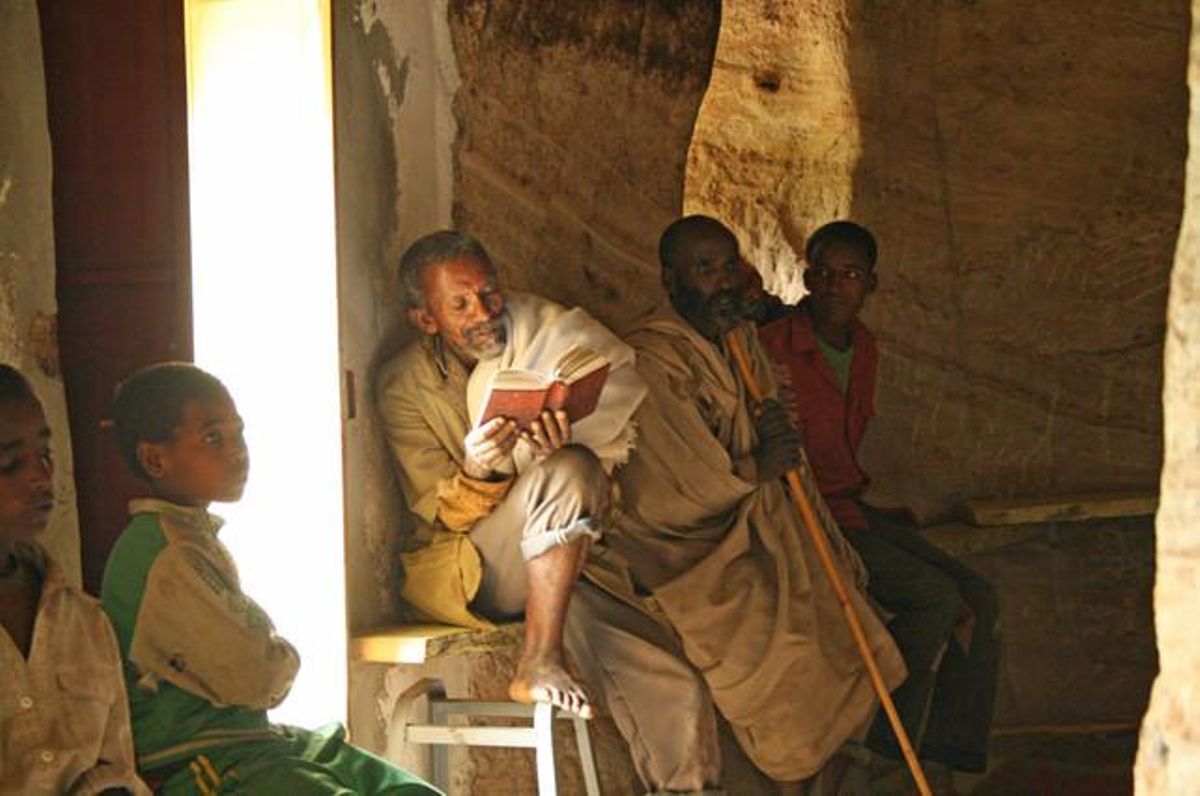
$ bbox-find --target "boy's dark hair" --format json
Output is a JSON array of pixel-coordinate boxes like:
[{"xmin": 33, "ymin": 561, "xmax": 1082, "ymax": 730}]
[
  {"xmin": 0, "ymin": 364, "xmax": 36, "ymax": 404},
  {"xmin": 397, "ymin": 230, "xmax": 495, "ymax": 310},
  {"xmin": 110, "ymin": 362, "xmax": 229, "ymax": 481},
  {"xmin": 805, "ymin": 220, "xmax": 878, "ymax": 269}
]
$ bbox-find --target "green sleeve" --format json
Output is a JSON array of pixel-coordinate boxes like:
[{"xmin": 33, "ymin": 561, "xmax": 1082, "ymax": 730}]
[{"xmin": 100, "ymin": 513, "xmax": 168, "ymax": 658}]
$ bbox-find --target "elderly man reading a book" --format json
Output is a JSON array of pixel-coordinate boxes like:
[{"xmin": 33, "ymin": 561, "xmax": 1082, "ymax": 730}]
[{"xmin": 377, "ymin": 230, "xmax": 723, "ymax": 794}]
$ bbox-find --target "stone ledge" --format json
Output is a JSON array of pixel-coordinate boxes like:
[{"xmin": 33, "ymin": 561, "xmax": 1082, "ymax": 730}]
[
  {"xmin": 351, "ymin": 623, "xmax": 523, "ymax": 665},
  {"xmin": 923, "ymin": 521, "xmax": 1045, "ymax": 557}
]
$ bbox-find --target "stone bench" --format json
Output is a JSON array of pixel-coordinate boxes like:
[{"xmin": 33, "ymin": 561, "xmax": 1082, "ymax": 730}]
[
  {"xmin": 916, "ymin": 490, "xmax": 1157, "ymax": 739},
  {"xmin": 350, "ymin": 622, "xmax": 608, "ymax": 795},
  {"xmin": 350, "ymin": 622, "xmax": 775, "ymax": 794}
]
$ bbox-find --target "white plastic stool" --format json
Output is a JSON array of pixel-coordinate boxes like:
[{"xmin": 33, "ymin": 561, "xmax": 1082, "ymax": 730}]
[{"xmin": 391, "ymin": 677, "xmax": 601, "ymax": 796}]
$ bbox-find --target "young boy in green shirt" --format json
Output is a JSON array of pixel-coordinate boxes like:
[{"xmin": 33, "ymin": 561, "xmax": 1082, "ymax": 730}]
[{"xmin": 101, "ymin": 362, "xmax": 436, "ymax": 794}]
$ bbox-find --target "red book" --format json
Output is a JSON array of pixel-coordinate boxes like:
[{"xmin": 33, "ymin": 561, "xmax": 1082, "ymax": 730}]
[{"xmin": 479, "ymin": 347, "xmax": 611, "ymax": 432}]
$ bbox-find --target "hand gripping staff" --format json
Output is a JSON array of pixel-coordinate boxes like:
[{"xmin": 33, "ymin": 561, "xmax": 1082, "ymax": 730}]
[{"xmin": 724, "ymin": 330, "xmax": 932, "ymax": 796}]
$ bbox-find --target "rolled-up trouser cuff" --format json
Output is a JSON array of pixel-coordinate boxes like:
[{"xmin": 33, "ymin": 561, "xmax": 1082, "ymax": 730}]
[{"xmin": 520, "ymin": 516, "xmax": 602, "ymax": 560}]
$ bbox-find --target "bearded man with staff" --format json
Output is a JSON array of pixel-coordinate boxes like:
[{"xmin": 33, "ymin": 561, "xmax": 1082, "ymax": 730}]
[{"xmin": 586, "ymin": 215, "xmax": 909, "ymax": 793}]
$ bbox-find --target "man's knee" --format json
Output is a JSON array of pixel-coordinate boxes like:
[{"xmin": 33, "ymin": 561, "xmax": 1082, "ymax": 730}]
[
  {"xmin": 542, "ymin": 444, "xmax": 605, "ymax": 481},
  {"xmin": 538, "ymin": 444, "xmax": 609, "ymax": 506},
  {"xmin": 960, "ymin": 572, "xmax": 999, "ymax": 635},
  {"xmin": 916, "ymin": 572, "xmax": 965, "ymax": 637},
  {"xmin": 519, "ymin": 446, "xmax": 608, "ymax": 560}
]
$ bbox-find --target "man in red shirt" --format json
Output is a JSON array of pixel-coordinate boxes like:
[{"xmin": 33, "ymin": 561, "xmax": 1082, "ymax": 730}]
[{"xmin": 758, "ymin": 221, "xmax": 999, "ymax": 780}]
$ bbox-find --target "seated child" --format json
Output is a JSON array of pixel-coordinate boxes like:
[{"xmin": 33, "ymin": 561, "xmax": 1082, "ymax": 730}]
[
  {"xmin": 101, "ymin": 362, "xmax": 437, "ymax": 794},
  {"xmin": 757, "ymin": 221, "xmax": 999, "ymax": 780},
  {"xmin": 0, "ymin": 364, "xmax": 148, "ymax": 794}
]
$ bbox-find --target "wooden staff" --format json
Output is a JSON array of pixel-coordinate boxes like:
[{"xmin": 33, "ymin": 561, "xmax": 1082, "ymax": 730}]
[{"xmin": 725, "ymin": 330, "xmax": 931, "ymax": 796}]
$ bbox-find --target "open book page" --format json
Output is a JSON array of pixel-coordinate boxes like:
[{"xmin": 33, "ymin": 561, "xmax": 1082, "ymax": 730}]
[{"xmin": 553, "ymin": 344, "xmax": 608, "ymax": 380}]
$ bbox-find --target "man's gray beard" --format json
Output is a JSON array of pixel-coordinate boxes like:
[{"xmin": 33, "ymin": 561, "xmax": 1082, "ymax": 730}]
[
  {"xmin": 473, "ymin": 337, "xmax": 506, "ymax": 360},
  {"xmin": 466, "ymin": 309, "xmax": 509, "ymax": 360}
]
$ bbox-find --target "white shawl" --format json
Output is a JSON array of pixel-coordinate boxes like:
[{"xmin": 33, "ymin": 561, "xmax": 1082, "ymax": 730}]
[{"xmin": 466, "ymin": 292, "xmax": 647, "ymax": 474}]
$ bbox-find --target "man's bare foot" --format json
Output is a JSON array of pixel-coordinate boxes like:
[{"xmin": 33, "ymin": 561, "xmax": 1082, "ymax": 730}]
[{"xmin": 509, "ymin": 652, "xmax": 594, "ymax": 718}]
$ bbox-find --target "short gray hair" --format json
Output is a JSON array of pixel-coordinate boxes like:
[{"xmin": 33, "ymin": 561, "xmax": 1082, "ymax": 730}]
[{"xmin": 397, "ymin": 230, "xmax": 495, "ymax": 309}]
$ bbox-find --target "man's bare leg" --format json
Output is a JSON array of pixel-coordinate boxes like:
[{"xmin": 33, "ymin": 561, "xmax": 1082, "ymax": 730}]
[{"xmin": 508, "ymin": 536, "xmax": 593, "ymax": 718}]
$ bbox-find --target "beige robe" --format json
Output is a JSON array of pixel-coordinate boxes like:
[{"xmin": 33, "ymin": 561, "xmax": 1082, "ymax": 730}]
[
  {"xmin": 377, "ymin": 291, "xmax": 645, "ymax": 629},
  {"xmin": 379, "ymin": 296, "xmax": 721, "ymax": 791},
  {"xmin": 592, "ymin": 309, "xmax": 906, "ymax": 782}
]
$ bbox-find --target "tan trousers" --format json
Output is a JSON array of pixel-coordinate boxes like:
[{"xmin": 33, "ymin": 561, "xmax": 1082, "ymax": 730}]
[{"xmin": 469, "ymin": 446, "xmax": 722, "ymax": 794}]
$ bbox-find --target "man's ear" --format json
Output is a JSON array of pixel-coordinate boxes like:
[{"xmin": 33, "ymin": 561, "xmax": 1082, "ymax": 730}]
[
  {"xmin": 866, "ymin": 270, "xmax": 879, "ymax": 294},
  {"xmin": 802, "ymin": 267, "xmax": 817, "ymax": 293},
  {"xmin": 661, "ymin": 266, "xmax": 677, "ymax": 296},
  {"xmin": 406, "ymin": 305, "xmax": 439, "ymax": 336},
  {"xmin": 137, "ymin": 441, "xmax": 167, "ymax": 480}
]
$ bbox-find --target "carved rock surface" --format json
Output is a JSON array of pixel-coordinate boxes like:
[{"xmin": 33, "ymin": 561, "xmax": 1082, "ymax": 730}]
[
  {"xmin": 449, "ymin": 0, "xmax": 721, "ymax": 331},
  {"xmin": 687, "ymin": 0, "xmax": 1187, "ymax": 520}
]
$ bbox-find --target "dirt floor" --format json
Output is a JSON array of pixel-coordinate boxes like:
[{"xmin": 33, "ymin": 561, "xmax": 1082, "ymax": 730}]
[{"xmin": 847, "ymin": 730, "xmax": 1137, "ymax": 795}]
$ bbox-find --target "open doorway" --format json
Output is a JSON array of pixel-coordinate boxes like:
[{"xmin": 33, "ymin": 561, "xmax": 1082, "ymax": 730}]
[{"xmin": 184, "ymin": 0, "xmax": 344, "ymax": 728}]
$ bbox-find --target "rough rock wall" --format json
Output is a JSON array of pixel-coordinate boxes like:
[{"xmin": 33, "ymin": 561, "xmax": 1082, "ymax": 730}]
[
  {"xmin": 448, "ymin": 0, "xmax": 722, "ymax": 331},
  {"xmin": 687, "ymin": 0, "xmax": 1188, "ymax": 519},
  {"xmin": 0, "ymin": 0, "xmax": 80, "ymax": 580},
  {"xmin": 1136, "ymin": 4, "xmax": 1200, "ymax": 788}
]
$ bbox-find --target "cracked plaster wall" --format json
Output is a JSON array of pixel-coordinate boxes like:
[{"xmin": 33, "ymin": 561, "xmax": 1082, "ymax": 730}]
[
  {"xmin": 334, "ymin": 0, "xmax": 460, "ymax": 757},
  {"xmin": 336, "ymin": 0, "xmax": 459, "ymax": 638},
  {"xmin": 0, "ymin": 0, "xmax": 81, "ymax": 581},
  {"xmin": 687, "ymin": 0, "xmax": 1188, "ymax": 521}
]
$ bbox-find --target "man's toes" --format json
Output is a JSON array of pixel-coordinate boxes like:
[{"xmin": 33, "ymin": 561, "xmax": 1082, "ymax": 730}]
[
  {"xmin": 564, "ymin": 689, "xmax": 591, "ymax": 718},
  {"xmin": 569, "ymin": 690, "xmax": 590, "ymax": 716},
  {"xmin": 541, "ymin": 686, "xmax": 569, "ymax": 712}
]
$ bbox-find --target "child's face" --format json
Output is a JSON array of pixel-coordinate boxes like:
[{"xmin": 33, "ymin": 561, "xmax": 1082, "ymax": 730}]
[
  {"xmin": 803, "ymin": 241, "xmax": 877, "ymax": 329},
  {"xmin": 0, "ymin": 397, "xmax": 54, "ymax": 544},
  {"xmin": 141, "ymin": 392, "xmax": 249, "ymax": 507}
]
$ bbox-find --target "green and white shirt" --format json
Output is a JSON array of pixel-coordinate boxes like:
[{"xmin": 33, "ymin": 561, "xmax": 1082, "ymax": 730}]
[{"xmin": 101, "ymin": 499, "xmax": 299, "ymax": 771}]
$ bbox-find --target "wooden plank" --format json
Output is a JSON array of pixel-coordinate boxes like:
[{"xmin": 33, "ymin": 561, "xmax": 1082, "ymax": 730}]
[
  {"xmin": 963, "ymin": 492, "xmax": 1158, "ymax": 527},
  {"xmin": 991, "ymin": 722, "xmax": 1139, "ymax": 738},
  {"xmin": 407, "ymin": 725, "xmax": 539, "ymax": 748},
  {"xmin": 350, "ymin": 622, "xmax": 522, "ymax": 664}
]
